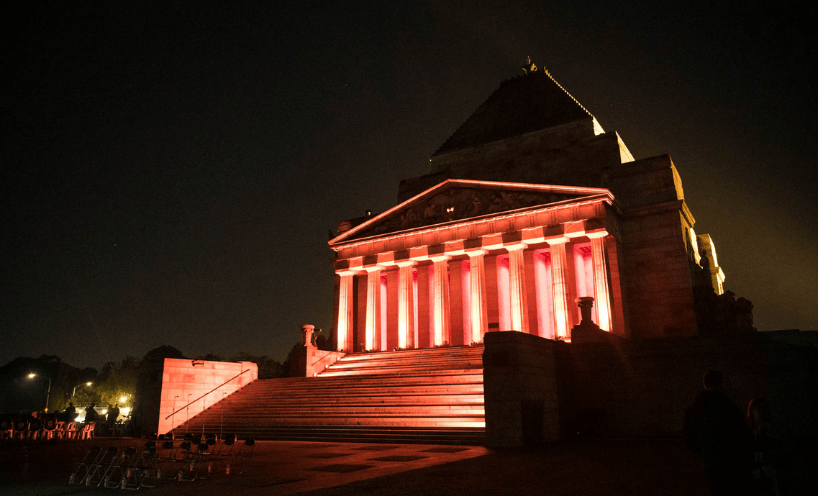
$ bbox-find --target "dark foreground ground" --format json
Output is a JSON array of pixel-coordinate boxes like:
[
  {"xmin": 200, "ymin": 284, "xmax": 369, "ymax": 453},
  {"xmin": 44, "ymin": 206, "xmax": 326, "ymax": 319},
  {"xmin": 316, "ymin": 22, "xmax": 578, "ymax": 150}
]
[{"xmin": 1, "ymin": 436, "xmax": 814, "ymax": 495}]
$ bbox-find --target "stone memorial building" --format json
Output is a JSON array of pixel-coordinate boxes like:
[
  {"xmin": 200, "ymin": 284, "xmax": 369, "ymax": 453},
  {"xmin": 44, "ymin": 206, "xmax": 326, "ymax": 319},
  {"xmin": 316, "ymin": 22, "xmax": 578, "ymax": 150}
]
[
  {"xmin": 163, "ymin": 61, "xmax": 817, "ymax": 448},
  {"xmin": 328, "ymin": 61, "xmax": 725, "ymax": 351}
]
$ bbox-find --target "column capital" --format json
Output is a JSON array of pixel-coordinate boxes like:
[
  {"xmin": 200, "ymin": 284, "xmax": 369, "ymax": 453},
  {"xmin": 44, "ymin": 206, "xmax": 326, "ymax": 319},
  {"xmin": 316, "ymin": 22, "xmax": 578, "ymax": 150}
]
[
  {"xmin": 466, "ymin": 249, "xmax": 487, "ymax": 257},
  {"xmin": 332, "ymin": 256, "xmax": 363, "ymax": 273},
  {"xmin": 586, "ymin": 230, "xmax": 609, "ymax": 239},
  {"xmin": 505, "ymin": 242, "xmax": 528, "ymax": 252},
  {"xmin": 429, "ymin": 254, "xmax": 450, "ymax": 263},
  {"xmin": 545, "ymin": 236, "xmax": 570, "ymax": 246},
  {"xmin": 362, "ymin": 265, "xmax": 383, "ymax": 273},
  {"xmin": 395, "ymin": 260, "xmax": 416, "ymax": 268},
  {"xmin": 335, "ymin": 269, "xmax": 357, "ymax": 276}
]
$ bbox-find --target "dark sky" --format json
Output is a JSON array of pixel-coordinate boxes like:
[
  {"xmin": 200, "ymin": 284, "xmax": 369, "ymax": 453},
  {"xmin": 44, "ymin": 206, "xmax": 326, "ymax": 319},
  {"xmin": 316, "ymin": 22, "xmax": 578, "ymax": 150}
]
[{"xmin": 3, "ymin": 1, "xmax": 816, "ymax": 370}]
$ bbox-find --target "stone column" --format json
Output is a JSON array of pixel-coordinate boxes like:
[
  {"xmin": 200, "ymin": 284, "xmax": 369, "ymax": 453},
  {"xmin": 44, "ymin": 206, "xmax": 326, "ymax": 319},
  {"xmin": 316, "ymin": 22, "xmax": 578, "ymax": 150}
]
[
  {"xmin": 547, "ymin": 238, "xmax": 571, "ymax": 340},
  {"xmin": 396, "ymin": 261, "xmax": 415, "ymax": 349},
  {"xmin": 588, "ymin": 233, "xmax": 612, "ymax": 332},
  {"xmin": 364, "ymin": 267, "xmax": 382, "ymax": 351},
  {"xmin": 467, "ymin": 250, "xmax": 488, "ymax": 344},
  {"xmin": 507, "ymin": 244, "xmax": 529, "ymax": 334},
  {"xmin": 335, "ymin": 272, "xmax": 354, "ymax": 352},
  {"xmin": 431, "ymin": 256, "xmax": 451, "ymax": 347}
]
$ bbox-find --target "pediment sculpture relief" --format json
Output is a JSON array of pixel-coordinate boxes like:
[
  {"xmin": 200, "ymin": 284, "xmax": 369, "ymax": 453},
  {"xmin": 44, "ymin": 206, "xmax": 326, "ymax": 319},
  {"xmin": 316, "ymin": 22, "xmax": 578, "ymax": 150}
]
[{"xmin": 359, "ymin": 187, "xmax": 579, "ymax": 237}]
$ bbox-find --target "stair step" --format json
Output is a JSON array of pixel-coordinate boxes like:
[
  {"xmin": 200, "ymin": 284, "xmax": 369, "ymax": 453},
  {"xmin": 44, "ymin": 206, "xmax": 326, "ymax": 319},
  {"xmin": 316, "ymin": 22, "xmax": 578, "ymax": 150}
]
[{"xmin": 172, "ymin": 346, "xmax": 486, "ymax": 444}]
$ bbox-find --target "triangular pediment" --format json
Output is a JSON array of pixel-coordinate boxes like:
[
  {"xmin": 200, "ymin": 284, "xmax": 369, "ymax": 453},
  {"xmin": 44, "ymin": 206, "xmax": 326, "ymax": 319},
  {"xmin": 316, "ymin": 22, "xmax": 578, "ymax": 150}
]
[{"xmin": 330, "ymin": 179, "xmax": 612, "ymax": 245}]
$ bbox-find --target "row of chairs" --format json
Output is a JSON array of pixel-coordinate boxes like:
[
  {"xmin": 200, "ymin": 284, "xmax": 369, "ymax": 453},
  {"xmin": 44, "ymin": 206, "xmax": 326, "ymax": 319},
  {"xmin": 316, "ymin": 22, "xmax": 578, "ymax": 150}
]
[
  {"xmin": 1, "ymin": 417, "xmax": 96, "ymax": 442},
  {"xmin": 68, "ymin": 436, "xmax": 256, "ymax": 488},
  {"xmin": 157, "ymin": 433, "xmax": 256, "ymax": 476},
  {"xmin": 69, "ymin": 443, "xmax": 158, "ymax": 489}
]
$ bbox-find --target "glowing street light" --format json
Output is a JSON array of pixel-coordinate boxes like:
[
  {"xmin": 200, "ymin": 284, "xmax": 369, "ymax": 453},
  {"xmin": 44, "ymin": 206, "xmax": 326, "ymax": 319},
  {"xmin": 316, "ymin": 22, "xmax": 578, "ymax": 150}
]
[
  {"xmin": 72, "ymin": 381, "xmax": 93, "ymax": 397},
  {"xmin": 27, "ymin": 373, "xmax": 52, "ymax": 413}
]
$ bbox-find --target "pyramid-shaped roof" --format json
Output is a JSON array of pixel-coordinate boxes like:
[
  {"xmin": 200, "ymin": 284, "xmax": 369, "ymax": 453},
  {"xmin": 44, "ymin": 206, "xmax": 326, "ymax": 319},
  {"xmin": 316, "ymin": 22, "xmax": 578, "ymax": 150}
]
[{"xmin": 434, "ymin": 71, "xmax": 596, "ymax": 156}]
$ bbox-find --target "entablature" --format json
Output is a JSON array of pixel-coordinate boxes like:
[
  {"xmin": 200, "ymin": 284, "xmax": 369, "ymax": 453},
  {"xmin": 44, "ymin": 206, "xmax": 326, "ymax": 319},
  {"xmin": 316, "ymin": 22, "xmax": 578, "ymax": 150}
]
[{"xmin": 332, "ymin": 202, "xmax": 617, "ymax": 273}]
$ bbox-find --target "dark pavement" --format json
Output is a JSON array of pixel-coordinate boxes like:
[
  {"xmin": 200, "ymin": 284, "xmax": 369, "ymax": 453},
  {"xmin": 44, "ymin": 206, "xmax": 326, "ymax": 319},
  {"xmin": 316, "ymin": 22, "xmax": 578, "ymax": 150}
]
[{"xmin": 1, "ymin": 436, "xmax": 812, "ymax": 495}]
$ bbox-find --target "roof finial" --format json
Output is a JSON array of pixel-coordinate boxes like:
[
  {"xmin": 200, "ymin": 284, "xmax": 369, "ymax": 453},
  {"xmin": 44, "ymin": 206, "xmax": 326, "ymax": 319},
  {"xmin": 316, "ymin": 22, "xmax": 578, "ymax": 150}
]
[{"xmin": 521, "ymin": 56, "xmax": 537, "ymax": 74}]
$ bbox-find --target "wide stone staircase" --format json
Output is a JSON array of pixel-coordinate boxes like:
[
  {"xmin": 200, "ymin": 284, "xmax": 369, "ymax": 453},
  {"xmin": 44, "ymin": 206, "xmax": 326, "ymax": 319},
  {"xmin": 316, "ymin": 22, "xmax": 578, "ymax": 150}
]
[{"xmin": 171, "ymin": 344, "xmax": 486, "ymax": 445}]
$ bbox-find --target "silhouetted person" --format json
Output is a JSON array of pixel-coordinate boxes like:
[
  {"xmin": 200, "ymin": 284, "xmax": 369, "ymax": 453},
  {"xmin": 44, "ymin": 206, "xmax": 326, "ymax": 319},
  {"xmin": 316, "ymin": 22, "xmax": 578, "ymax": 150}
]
[
  {"xmin": 108, "ymin": 404, "xmax": 120, "ymax": 426},
  {"xmin": 63, "ymin": 402, "xmax": 76, "ymax": 422},
  {"xmin": 84, "ymin": 403, "xmax": 99, "ymax": 424},
  {"xmin": 684, "ymin": 370, "xmax": 754, "ymax": 495},
  {"xmin": 747, "ymin": 398, "xmax": 780, "ymax": 496}
]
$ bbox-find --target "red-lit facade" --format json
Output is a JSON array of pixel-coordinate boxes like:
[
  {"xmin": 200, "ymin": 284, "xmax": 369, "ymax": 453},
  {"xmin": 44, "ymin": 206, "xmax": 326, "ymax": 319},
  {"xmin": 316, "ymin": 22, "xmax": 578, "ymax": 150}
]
[{"xmin": 329, "ymin": 180, "xmax": 623, "ymax": 351}]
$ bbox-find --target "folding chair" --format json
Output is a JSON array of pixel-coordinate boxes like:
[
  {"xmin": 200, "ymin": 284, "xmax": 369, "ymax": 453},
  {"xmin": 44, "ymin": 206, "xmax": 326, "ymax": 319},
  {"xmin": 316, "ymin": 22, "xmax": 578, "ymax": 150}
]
[
  {"xmin": 0, "ymin": 417, "xmax": 12, "ymax": 440},
  {"xmin": 84, "ymin": 445, "xmax": 118, "ymax": 486},
  {"xmin": 126, "ymin": 440, "xmax": 160, "ymax": 489},
  {"xmin": 117, "ymin": 444, "xmax": 154, "ymax": 490},
  {"xmin": 111, "ymin": 422, "xmax": 126, "ymax": 437},
  {"xmin": 194, "ymin": 439, "xmax": 218, "ymax": 475},
  {"xmin": 119, "ymin": 446, "xmax": 147, "ymax": 489},
  {"xmin": 12, "ymin": 418, "xmax": 27, "ymax": 440},
  {"xmin": 50, "ymin": 421, "xmax": 65, "ymax": 440},
  {"xmin": 154, "ymin": 439, "xmax": 178, "ymax": 479},
  {"xmin": 26, "ymin": 416, "xmax": 43, "ymax": 441},
  {"xmin": 216, "ymin": 434, "xmax": 236, "ymax": 457},
  {"xmin": 212, "ymin": 434, "xmax": 235, "ymax": 474},
  {"xmin": 68, "ymin": 445, "xmax": 101, "ymax": 484},
  {"xmin": 173, "ymin": 441, "xmax": 198, "ymax": 481},
  {"xmin": 63, "ymin": 421, "xmax": 79, "ymax": 440},
  {"xmin": 102, "ymin": 446, "xmax": 137, "ymax": 488},
  {"xmin": 236, "ymin": 438, "xmax": 255, "ymax": 474},
  {"xmin": 80, "ymin": 422, "xmax": 96, "ymax": 440},
  {"xmin": 42, "ymin": 417, "xmax": 59, "ymax": 440}
]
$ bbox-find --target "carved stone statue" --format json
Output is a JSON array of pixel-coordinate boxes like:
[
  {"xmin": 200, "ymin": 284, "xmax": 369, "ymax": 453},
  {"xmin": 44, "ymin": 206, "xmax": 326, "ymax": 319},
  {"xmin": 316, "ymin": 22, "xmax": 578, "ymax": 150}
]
[{"xmin": 522, "ymin": 56, "xmax": 538, "ymax": 74}]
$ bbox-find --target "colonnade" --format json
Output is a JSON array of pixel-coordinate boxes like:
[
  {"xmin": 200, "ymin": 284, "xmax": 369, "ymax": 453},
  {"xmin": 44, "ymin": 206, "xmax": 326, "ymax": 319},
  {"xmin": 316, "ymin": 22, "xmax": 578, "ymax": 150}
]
[{"xmin": 334, "ymin": 233, "xmax": 614, "ymax": 353}]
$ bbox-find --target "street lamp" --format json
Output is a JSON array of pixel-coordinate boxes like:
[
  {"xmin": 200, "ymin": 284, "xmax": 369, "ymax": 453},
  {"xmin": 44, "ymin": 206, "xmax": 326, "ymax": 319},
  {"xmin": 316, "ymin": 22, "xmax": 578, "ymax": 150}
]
[
  {"xmin": 72, "ymin": 381, "xmax": 93, "ymax": 397},
  {"xmin": 27, "ymin": 373, "xmax": 52, "ymax": 413}
]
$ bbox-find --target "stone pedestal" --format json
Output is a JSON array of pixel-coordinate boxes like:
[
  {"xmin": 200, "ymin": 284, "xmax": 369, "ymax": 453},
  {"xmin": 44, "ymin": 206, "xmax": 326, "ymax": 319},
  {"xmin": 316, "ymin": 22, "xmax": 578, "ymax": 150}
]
[
  {"xmin": 482, "ymin": 331, "xmax": 563, "ymax": 447},
  {"xmin": 301, "ymin": 324, "xmax": 319, "ymax": 347},
  {"xmin": 571, "ymin": 298, "xmax": 625, "ymax": 345},
  {"xmin": 292, "ymin": 325, "xmax": 344, "ymax": 378}
]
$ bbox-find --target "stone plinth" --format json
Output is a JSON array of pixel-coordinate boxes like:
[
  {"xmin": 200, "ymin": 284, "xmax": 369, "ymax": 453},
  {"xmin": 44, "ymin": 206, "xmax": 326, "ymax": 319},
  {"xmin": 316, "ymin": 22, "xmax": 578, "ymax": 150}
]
[
  {"xmin": 291, "ymin": 324, "xmax": 345, "ymax": 377},
  {"xmin": 483, "ymin": 331, "xmax": 563, "ymax": 447}
]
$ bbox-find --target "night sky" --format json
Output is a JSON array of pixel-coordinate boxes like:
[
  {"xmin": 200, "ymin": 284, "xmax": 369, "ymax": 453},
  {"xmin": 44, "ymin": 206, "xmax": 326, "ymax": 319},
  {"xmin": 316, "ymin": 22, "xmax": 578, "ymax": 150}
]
[{"xmin": 3, "ymin": 1, "xmax": 816, "ymax": 370}]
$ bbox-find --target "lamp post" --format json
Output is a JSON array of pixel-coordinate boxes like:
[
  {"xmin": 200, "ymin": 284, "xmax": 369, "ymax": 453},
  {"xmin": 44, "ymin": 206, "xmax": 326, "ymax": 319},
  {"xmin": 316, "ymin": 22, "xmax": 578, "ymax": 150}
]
[
  {"xmin": 27, "ymin": 373, "xmax": 52, "ymax": 413},
  {"xmin": 72, "ymin": 381, "xmax": 92, "ymax": 397}
]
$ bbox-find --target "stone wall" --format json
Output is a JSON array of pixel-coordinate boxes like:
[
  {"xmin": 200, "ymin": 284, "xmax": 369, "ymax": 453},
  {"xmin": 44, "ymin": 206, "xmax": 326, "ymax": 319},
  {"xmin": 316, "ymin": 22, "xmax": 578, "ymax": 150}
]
[
  {"xmin": 154, "ymin": 358, "xmax": 257, "ymax": 436},
  {"xmin": 607, "ymin": 155, "xmax": 699, "ymax": 338},
  {"xmin": 482, "ymin": 331, "xmax": 563, "ymax": 447},
  {"xmin": 483, "ymin": 331, "xmax": 818, "ymax": 447}
]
